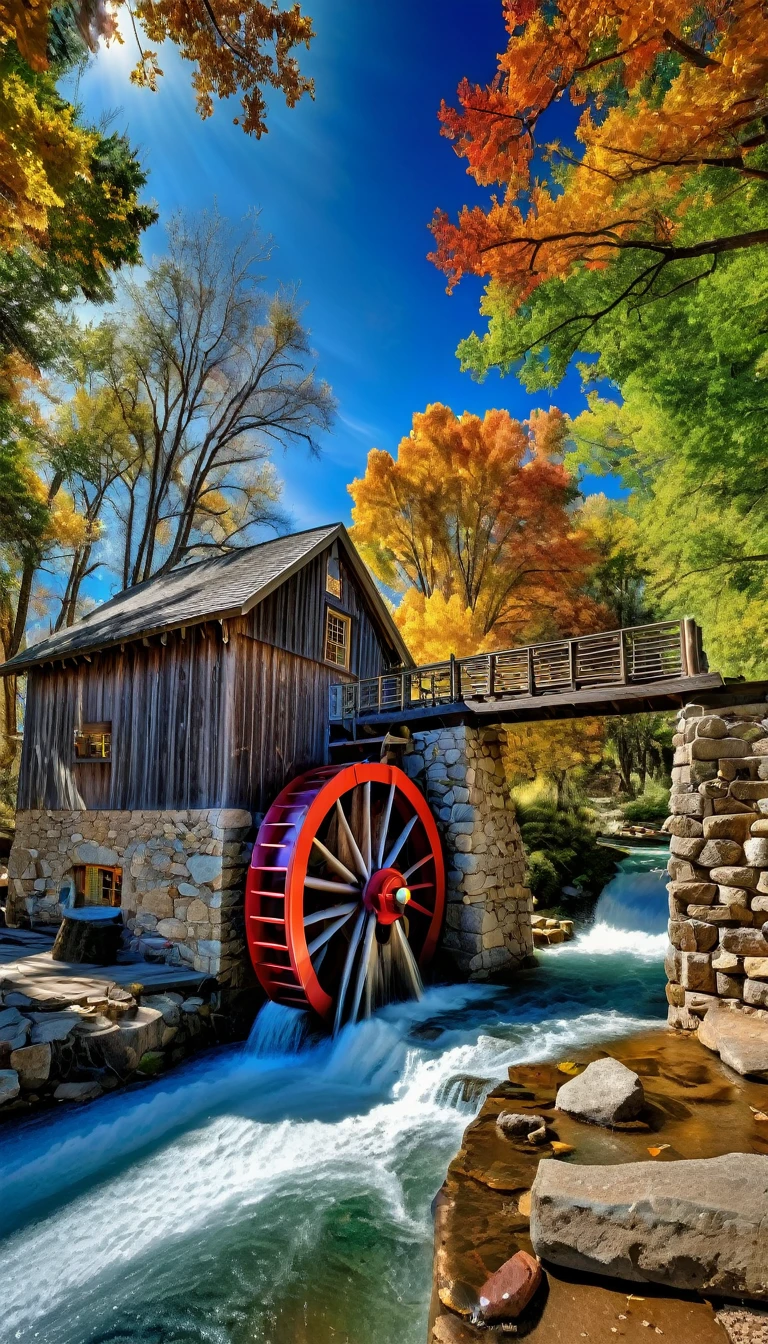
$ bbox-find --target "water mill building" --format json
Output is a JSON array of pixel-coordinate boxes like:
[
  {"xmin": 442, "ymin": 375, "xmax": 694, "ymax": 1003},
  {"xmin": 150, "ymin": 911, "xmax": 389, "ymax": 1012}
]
[{"xmin": 0, "ymin": 525, "xmax": 409, "ymax": 987}]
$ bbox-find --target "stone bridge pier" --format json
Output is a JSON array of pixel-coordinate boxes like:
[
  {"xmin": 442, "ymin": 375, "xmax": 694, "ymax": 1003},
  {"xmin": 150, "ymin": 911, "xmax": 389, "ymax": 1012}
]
[
  {"xmin": 664, "ymin": 697, "xmax": 768, "ymax": 1027},
  {"xmin": 404, "ymin": 724, "xmax": 534, "ymax": 980}
]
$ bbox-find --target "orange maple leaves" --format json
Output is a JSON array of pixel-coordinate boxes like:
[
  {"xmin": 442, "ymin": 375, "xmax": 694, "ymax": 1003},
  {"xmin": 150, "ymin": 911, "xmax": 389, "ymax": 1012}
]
[
  {"xmin": 350, "ymin": 403, "xmax": 605, "ymax": 662},
  {"xmin": 430, "ymin": 0, "xmax": 768, "ymax": 302}
]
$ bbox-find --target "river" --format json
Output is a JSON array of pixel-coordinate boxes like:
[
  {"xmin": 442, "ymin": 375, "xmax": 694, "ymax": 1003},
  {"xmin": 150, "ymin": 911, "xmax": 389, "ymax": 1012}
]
[{"xmin": 0, "ymin": 845, "xmax": 669, "ymax": 1344}]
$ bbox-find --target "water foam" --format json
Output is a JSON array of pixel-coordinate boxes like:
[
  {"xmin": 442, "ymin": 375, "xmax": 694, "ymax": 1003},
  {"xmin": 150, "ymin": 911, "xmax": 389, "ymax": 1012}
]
[
  {"xmin": 548, "ymin": 920, "xmax": 668, "ymax": 959},
  {"xmin": 0, "ymin": 843, "xmax": 669, "ymax": 1344}
]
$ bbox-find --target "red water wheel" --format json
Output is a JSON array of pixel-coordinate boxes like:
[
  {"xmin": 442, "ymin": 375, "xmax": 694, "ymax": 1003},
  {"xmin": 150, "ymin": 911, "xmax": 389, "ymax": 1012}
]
[{"xmin": 245, "ymin": 762, "xmax": 445, "ymax": 1030}]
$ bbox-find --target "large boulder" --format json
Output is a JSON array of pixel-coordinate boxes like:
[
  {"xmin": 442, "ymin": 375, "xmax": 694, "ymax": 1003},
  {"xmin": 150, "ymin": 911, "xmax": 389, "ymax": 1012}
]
[
  {"xmin": 530, "ymin": 1153, "xmax": 768, "ymax": 1302},
  {"xmin": 555, "ymin": 1058, "xmax": 644, "ymax": 1127}
]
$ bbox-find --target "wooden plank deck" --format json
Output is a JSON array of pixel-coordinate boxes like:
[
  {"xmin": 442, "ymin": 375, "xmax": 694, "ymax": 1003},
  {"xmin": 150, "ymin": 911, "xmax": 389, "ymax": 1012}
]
[{"xmin": 0, "ymin": 928, "xmax": 206, "ymax": 1006}]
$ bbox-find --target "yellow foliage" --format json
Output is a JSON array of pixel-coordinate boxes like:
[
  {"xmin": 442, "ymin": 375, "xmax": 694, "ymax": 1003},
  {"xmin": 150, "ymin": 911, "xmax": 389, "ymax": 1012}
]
[
  {"xmin": 506, "ymin": 718, "xmax": 606, "ymax": 784},
  {"xmin": 0, "ymin": 71, "xmax": 96, "ymax": 251},
  {"xmin": 393, "ymin": 590, "xmax": 493, "ymax": 664},
  {"xmin": 48, "ymin": 491, "xmax": 90, "ymax": 549}
]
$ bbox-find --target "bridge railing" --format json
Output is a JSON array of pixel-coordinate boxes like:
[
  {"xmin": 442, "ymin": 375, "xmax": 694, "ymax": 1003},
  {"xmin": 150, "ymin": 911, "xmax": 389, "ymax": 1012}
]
[{"xmin": 329, "ymin": 618, "xmax": 703, "ymax": 722}]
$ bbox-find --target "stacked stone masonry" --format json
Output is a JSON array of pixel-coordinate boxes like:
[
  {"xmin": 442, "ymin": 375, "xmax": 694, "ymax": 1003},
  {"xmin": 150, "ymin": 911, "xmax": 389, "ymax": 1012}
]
[
  {"xmin": 7, "ymin": 808, "xmax": 255, "ymax": 986},
  {"xmin": 664, "ymin": 699, "xmax": 768, "ymax": 1029},
  {"xmin": 406, "ymin": 724, "xmax": 534, "ymax": 980}
]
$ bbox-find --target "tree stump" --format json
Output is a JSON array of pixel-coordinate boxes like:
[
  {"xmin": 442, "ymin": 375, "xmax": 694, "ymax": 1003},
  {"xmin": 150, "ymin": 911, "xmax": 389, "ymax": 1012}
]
[{"xmin": 52, "ymin": 908, "xmax": 123, "ymax": 965}]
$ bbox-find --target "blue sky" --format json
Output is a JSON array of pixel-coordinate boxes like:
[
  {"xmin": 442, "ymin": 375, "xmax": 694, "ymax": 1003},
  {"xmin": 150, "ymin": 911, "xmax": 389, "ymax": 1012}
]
[{"xmin": 73, "ymin": 0, "xmax": 605, "ymax": 540}]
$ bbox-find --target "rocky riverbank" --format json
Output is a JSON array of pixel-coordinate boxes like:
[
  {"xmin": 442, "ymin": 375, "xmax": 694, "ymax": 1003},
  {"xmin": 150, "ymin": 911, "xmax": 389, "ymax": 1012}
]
[
  {"xmin": 430, "ymin": 1028, "xmax": 768, "ymax": 1343},
  {"xmin": 0, "ymin": 978, "xmax": 255, "ymax": 1118}
]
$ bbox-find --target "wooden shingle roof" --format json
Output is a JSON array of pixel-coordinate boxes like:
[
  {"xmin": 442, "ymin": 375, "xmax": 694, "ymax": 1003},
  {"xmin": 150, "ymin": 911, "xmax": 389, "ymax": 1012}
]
[{"xmin": 0, "ymin": 524, "xmax": 412, "ymax": 673}]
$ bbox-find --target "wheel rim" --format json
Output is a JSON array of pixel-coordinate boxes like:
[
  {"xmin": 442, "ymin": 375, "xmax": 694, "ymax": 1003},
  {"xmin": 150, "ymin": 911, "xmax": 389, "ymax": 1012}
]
[{"xmin": 245, "ymin": 763, "xmax": 445, "ymax": 1028}]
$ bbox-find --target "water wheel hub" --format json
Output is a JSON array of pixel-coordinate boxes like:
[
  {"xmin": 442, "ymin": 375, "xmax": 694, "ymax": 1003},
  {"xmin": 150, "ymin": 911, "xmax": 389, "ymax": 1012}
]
[{"xmin": 363, "ymin": 867, "xmax": 410, "ymax": 925}]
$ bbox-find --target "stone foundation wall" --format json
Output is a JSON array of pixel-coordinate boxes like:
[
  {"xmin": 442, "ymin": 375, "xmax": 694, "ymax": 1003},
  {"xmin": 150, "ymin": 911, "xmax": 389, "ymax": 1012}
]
[
  {"xmin": 6, "ymin": 808, "xmax": 255, "ymax": 986},
  {"xmin": 406, "ymin": 724, "xmax": 533, "ymax": 980},
  {"xmin": 665, "ymin": 699, "xmax": 768, "ymax": 1028}
]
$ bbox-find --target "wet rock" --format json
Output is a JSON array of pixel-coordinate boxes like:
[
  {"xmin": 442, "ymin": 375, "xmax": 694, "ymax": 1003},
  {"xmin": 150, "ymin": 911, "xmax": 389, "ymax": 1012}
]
[
  {"xmin": 0, "ymin": 1069, "xmax": 20, "ymax": 1104},
  {"xmin": 10, "ymin": 1042, "xmax": 51, "ymax": 1089},
  {"xmin": 699, "ymin": 1001, "xmax": 768, "ymax": 1077},
  {"xmin": 432, "ymin": 1316, "xmax": 491, "ymax": 1344},
  {"xmin": 136, "ymin": 1050, "xmax": 165, "ymax": 1076},
  {"xmin": 54, "ymin": 1080, "xmax": 103, "ymax": 1102},
  {"xmin": 530, "ymin": 1152, "xmax": 768, "ymax": 1301},
  {"xmin": 496, "ymin": 1111, "xmax": 548, "ymax": 1138},
  {"xmin": 96, "ymin": 1006, "xmax": 164, "ymax": 1074},
  {"xmin": 555, "ymin": 1057, "xmax": 644, "ymax": 1127},
  {"xmin": 476, "ymin": 1250, "xmax": 542, "ymax": 1323}
]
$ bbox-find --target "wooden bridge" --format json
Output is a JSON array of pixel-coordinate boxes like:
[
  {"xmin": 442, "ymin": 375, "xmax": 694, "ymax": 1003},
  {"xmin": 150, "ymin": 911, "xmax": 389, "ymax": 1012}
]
[{"xmin": 329, "ymin": 617, "xmax": 757, "ymax": 739}]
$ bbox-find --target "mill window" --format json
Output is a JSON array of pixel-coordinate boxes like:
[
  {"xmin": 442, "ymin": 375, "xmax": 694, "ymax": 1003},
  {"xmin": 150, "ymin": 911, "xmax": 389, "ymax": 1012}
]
[
  {"xmin": 325, "ymin": 608, "xmax": 351, "ymax": 669},
  {"xmin": 326, "ymin": 560, "xmax": 342, "ymax": 600},
  {"xmin": 74, "ymin": 722, "xmax": 112, "ymax": 762},
  {"xmin": 72, "ymin": 865, "xmax": 122, "ymax": 907}
]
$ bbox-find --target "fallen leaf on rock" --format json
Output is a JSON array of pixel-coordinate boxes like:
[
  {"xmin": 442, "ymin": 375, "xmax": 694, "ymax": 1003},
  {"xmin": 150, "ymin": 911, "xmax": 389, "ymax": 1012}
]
[
  {"xmin": 518, "ymin": 1190, "xmax": 532, "ymax": 1216},
  {"xmin": 550, "ymin": 1141, "xmax": 575, "ymax": 1155},
  {"xmin": 647, "ymin": 1144, "xmax": 670, "ymax": 1157},
  {"xmin": 557, "ymin": 1061, "xmax": 582, "ymax": 1076}
]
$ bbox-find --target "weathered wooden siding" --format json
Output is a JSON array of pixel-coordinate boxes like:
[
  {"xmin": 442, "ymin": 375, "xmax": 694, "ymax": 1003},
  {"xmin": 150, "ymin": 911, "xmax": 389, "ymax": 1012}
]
[
  {"xmin": 247, "ymin": 547, "xmax": 395, "ymax": 678},
  {"xmin": 17, "ymin": 546, "xmax": 397, "ymax": 813},
  {"xmin": 18, "ymin": 628, "xmax": 234, "ymax": 812}
]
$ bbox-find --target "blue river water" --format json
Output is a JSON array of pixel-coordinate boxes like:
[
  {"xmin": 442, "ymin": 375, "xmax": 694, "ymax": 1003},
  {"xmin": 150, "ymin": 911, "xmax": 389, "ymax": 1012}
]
[{"xmin": 0, "ymin": 846, "xmax": 668, "ymax": 1344}]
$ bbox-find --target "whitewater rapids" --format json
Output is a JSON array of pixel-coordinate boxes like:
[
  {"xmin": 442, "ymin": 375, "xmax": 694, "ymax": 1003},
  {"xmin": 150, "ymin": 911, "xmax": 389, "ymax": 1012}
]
[{"xmin": 0, "ymin": 852, "xmax": 669, "ymax": 1344}]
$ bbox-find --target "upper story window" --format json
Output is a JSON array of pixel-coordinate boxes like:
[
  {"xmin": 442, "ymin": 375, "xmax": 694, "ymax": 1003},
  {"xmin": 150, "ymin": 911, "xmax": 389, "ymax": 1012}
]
[
  {"xmin": 325, "ymin": 609, "xmax": 351, "ymax": 669},
  {"xmin": 74, "ymin": 722, "xmax": 112, "ymax": 762},
  {"xmin": 326, "ymin": 554, "xmax": 342, "ymax": 600}
]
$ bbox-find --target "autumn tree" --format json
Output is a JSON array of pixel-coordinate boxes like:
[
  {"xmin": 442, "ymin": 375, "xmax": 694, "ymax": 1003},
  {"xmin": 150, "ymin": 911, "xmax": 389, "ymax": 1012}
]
[
  {"xmin": 349, "ymin": 402, "xmax": 603, "ymax": 662},
  {"xmin": 506, "ymin": 718, "xmax": 605, "ymax": 806},
  {"xmin": 48, "ymin": 210, "xmax": 333, "ymax": 613},
  {"xmin": 430, "ymin": 0, "xmax": 768, "ymax": 381},
  {"xmin": 1, "ymin": 0, "xmax": 315, "ymax": 138},
  {"xmin": 578, "ymin": 493, "xmax": 654, "ymax": 629}
]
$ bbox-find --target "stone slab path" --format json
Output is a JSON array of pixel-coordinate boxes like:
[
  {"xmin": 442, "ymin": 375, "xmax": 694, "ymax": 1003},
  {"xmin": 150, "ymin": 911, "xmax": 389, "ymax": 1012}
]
[{"xmin": 0, "ymin": 927, "xmax": 205, "ymax": 1006}]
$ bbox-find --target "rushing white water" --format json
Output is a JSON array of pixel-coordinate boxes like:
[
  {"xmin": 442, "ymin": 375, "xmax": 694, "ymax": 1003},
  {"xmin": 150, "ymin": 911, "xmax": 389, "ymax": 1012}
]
[{"xmin": 0, "ymin": 846, "xmax": 669, "ymax": 1344}]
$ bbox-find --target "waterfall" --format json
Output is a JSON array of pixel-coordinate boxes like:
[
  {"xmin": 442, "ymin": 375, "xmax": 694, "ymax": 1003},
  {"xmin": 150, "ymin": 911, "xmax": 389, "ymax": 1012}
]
[{"xmin": 244, "ymin": 1001, "xmax": 314, "ymax": 1056}]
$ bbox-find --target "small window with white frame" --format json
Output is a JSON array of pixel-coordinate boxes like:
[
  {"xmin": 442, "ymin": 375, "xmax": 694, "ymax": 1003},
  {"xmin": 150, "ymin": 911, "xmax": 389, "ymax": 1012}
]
[{"xmin": 325, "ymin": 608, "xmax": 351, "ymax": 668}]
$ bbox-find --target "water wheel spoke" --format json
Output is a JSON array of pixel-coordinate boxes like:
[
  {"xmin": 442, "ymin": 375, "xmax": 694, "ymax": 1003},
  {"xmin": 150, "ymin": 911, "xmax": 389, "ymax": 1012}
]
[
  {"xmin": 333, "ymin": 905, "xmax": 367, "ymax": 1033},
  {"xmin": 303, "ymin": 901, "xmax": 359, "ymax": 928},
  {"xmin": 361, "ymin": 780, "xmax": 372, "ymax": 875},
  {"xmin": 375, "ymin": 781, "xmax": 396, "ymax": 870},
  {"xmin": 347, "ymin": 911, "xmax": 377, "ymax": 1025},
  {"xmin": 311, "ymin": 836, "xmax": 358, "ymax": 886},
  {"xmin": 304, "ymin": 876, "xmax": 360, "ymax": 895},
  {"xmin": 336, "ymin": 799, "xmax": 369, "ymax": 881},
  {"xmin": 402, "ymin": 852, "xmax": 434, "ymax": 881},
  {"xmin": 405, "ymin": 898, "xmax": 433, "ymax": 917},
  {"xmin": 307, "ymin": 907, "xmax": 357, "ymax": 956},
  {"xmin": 382, "ymin": 813, "xmax": 418, "ymax": 869},
  {"xmin": 392, "ymin": 919, "xmax": 423, "ymax": 1000}
]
